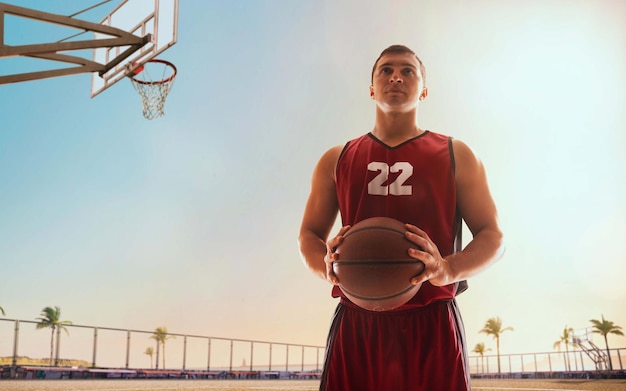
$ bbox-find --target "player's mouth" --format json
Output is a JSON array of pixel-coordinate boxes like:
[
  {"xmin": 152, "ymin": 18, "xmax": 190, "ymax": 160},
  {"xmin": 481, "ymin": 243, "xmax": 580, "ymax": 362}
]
[{"xmin": 386, "ymin": 87, "xmax": 404, "ymax": 94}]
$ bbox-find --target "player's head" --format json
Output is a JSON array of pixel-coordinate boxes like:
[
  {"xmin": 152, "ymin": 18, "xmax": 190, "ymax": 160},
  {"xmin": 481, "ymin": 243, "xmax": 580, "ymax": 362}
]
[{"xmin": 371, "ymin": 45, "xmax": 426, "ymax": 86}]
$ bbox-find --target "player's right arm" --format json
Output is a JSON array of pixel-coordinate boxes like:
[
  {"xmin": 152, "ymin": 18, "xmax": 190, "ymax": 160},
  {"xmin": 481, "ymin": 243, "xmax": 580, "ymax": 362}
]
[{"xmin": 298, "ymin": 145, "xmax": 346, "ymax": 283}]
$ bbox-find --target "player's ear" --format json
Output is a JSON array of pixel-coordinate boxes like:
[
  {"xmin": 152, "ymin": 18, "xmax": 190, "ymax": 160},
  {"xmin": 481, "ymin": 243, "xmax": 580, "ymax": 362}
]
[
  {"xmin": 370, "ymin": 85, "xmax": 375, "ymax": 99},
  {"xmin": 419, "ymin": 87, "xmax": 428, "ymax": 101}
]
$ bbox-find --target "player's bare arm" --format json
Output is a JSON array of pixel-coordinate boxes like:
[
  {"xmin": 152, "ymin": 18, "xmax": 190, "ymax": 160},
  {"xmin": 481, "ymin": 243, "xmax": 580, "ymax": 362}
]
[
  {"xmin": 298, "ymin": 145, "xmax": 345, "ymax": 283},
  {"xmin": 408, "ymin": 138, "xmax": 504, "ymax": 286}
]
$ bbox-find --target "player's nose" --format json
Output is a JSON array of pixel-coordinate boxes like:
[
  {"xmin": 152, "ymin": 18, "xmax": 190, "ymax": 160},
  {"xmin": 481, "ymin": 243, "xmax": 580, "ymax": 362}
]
[{"xmin": 389, "ymin": 72, "xmax": 403, "ymax": 83}]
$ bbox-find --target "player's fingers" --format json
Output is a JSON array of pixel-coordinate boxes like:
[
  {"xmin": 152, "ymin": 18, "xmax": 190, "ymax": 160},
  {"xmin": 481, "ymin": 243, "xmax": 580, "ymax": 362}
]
[
  {"xmin": 324, "ymin": 251, "xmax": 339, "ymax": 284},
  {"xmin": 328, "ymin": 267, "xmax": 339, "ymax": 285},
  {"xmin": 326, "ymin": 225, "xmax": 351, "ymax": 252},
  {"xmin": 411, "ymin": 274, "xmax": 427, "ymax": 286},
  {"xmin": 405, "ymin": 223, "xmax": 427, "ymax": 237}
]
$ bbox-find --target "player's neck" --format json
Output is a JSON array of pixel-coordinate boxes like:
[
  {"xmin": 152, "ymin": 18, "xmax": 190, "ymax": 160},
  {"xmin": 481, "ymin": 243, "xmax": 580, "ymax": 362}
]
[{"xmin": 372, "ymin": 110, "xmax": 424, "ymax": 146}]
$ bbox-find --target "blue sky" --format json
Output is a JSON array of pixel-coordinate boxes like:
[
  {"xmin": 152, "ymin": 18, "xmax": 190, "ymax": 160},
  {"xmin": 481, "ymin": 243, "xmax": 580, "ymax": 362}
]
[{"xmin": 1, "ymin": 0, "xmax": 625, "ymax": 365}]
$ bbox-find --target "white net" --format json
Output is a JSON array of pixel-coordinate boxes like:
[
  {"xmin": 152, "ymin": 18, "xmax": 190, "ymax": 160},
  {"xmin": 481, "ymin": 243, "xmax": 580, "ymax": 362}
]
[
  {"xmin": 131, "ymin": 80, "xmax": 175, "ymax": 120},
  {"xmin": 129, "ymin": 60, "xmax": 177, "ymax": 120}
]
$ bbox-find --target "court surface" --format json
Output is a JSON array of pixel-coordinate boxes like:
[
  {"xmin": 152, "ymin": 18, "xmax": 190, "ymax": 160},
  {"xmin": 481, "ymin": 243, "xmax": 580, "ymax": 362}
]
[{"xmin": 1, "ymin": 379, "xmax": 626, "ymax": 391}]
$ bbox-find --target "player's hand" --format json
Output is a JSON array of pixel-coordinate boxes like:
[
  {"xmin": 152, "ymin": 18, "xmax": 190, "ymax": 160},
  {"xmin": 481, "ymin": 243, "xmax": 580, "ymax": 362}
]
[
  {"xmin": 404, "ymin": 224, "xmax": 455, "ymax": 287},
  {"xmin": 324, "ymin": 225, "xmax": 351, "ymax": 285}
]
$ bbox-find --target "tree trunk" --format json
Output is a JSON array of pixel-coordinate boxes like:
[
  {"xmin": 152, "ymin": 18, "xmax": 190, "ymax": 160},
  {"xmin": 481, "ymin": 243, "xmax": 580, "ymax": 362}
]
[
  {"xmin": 604, "ymin": 335, "xmax": 613, "ymax": 370},
  {"xmin": 55, "ymin": 327, "xmax": 61, "ymax": 366},
  {"xmin": 496, "ymin": 337, "xmax": 501, "ymax": 373},
  {"xmin": 49, "ymin": 327, "xmax": 55, "ymax": 366}
]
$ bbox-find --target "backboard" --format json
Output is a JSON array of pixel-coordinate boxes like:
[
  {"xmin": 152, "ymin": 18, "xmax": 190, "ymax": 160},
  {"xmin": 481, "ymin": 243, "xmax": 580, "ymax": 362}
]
[
  {"xmin": 91, "ymin": 0, "xmax": 179, "ymax": 97},
  {"xmin": 0, "ymin": 0, "xmax": 178, "ymax": 96}
]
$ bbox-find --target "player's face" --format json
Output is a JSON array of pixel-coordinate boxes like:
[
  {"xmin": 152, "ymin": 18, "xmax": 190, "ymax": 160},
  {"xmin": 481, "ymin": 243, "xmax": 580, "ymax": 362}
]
[{"xmin": 369, "ymin": 52, "xmax": 427, "ymax": 112}]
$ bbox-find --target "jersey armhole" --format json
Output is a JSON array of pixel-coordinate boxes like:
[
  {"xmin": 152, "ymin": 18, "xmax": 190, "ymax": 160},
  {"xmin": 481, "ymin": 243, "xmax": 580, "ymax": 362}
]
[
  {"xmin": 448, "ymin": 137, "xmax": 456, "ymax": 174},
  {"xmin": 334, "ymin": 142, "xmax": 351, "ymax": 181}
]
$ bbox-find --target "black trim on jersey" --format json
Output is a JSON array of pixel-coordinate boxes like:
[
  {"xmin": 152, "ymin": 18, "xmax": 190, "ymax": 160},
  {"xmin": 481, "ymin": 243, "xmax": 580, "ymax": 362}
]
[
  {"xmin": 448, "ymin": 136, "xmax": 469, "ymax": 296},
  {"xmin": 366, "ymin": 130, "xmax": 430, "ymax": 150},
  {"xmin": 448, "ymin": 137, "xmax": 456, "ymax": 174},
  {"xmin": 335, "ymin": 142, "xmax": 352, "ymax": 182}
]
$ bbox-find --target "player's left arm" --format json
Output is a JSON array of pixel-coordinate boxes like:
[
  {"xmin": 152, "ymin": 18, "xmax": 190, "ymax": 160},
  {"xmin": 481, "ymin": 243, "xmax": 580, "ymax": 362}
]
[{"xmin": 408, "ymin": 139, "xmax": 505, "ymax": 286}]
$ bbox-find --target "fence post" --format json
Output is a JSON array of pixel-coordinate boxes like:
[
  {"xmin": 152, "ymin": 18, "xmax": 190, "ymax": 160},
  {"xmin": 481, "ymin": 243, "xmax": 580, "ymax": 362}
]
[
  {"xmin": 207, "ymin": 338, "xmax": 211, "ymax": 371},
  {"xmin": 182, "ymin": 335, "xmax": 187, "ymax": 371},
  {"xmin": 229, "ymin": 340, "xmax": 233, "ymax": 372},
  {"xmin": 92, "ymin": 327, "xmax": 98, "ymax": 368},
  {"xmin": 125, "ymin": 330, "xmax": 131, "ymax": 369},
  {"xmin": 12, "ymin": 320, "xmax": 20, "ymax": 367},
  {"xmin": 250, "ymin": 342, "xmax": 253, "ymax": 371},
  {"xmin": 548, "ymin": 352, "xmax": 552, "ymax": 372},
  {"xmin": 317, "ymin": 347, "xmax": 320, "ymax": 371}
]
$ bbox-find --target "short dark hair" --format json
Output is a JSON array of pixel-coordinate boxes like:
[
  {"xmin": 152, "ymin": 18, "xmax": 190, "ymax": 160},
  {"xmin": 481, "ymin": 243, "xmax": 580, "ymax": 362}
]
[{"xmin": 371, "ymin": 45, "xmax": 426, "ymax": 85}]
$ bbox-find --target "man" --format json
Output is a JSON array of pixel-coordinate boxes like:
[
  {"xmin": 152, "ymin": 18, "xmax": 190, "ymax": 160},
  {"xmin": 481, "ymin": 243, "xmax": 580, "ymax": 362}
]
[{"xmin": 298, "ymin": 45, "xmax": 505, "ymax": 390}]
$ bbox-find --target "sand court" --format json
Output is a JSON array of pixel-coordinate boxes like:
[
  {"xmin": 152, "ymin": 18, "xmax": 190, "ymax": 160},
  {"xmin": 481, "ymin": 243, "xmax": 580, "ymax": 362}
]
[{"xmin": 1, "ymin": 379, "xmax": 626, "ymax": 391}]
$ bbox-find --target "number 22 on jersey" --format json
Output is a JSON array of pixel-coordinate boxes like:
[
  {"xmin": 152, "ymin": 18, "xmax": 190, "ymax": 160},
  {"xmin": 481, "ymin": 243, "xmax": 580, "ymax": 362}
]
[{"xmin": 367, "ymin": 162, "xmax": 413, "ymax": 196}]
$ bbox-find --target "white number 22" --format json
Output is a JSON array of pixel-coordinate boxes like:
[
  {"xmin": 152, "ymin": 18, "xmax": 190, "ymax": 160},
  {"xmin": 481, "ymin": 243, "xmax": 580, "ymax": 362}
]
[{"xmin": 367, "ymin": 162, "xmax": 413, "ymax": 196}]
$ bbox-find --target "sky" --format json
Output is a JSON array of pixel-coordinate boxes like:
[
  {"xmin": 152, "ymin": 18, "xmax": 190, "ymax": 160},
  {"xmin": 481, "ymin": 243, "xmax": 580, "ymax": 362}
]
[{"xmin": 1, "ymin": 0, "xmax": 625, "ymax": 368}]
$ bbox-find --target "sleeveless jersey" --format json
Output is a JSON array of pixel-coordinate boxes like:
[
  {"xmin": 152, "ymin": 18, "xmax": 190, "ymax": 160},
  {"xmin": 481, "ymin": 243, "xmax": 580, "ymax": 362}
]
[{"xmin": 333, "ymin": 131, "xmax": 462, "ymax": 308}]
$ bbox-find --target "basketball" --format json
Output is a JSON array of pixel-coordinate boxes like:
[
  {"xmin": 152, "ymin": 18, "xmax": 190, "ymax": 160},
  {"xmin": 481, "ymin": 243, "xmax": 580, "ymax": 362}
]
[{"xmin": 333, "ymin": 217, "xmax": 425, "ymax": 311}]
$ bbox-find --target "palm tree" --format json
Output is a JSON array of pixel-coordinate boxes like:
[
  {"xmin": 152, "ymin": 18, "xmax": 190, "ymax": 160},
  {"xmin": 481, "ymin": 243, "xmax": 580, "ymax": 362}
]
[
  {"xmin": 35, "ymin": 306, "xmax": 72, "ymax": 366},
  {"xmin": 150, "ymin": 327, "xmax": 175, "ymax": 369},
  {"xmin": 553, "ymin": 325, "xmax": 575, "ymax": 371},
  {"xmin": 590, "ymin": 315, "xmax": 624, "ymax": 370},
  {"xmin": 0, "ymin": 305, "xmax": 5, "ymax": 316},
  {"xmin": 144, "ymin": 347, "xmax": 155, "ymax": 369},
  {"xmin": 472, "ymin": 342, "xmax": 491, "ymax": 373},
  {"xmin": 480, "ymin": 317, "xmax": 513, "ymax": 373}
]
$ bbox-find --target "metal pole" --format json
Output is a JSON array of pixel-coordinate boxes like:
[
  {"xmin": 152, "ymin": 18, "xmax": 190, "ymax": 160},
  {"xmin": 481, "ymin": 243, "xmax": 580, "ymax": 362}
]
[
  {"xmin": 207, "ymin": 338, "xmax": 211, "ymax": 371},
  {"xmin": 12, "ymin": 320, "xmax": 19, "ymax": 367},
  {"xmin": 125, "ymin": 330, "xmax": 131, "ymax": 369},
  {"xmin": 229, "ymin": 340, "xmax": 233, "ymax": 372},
  {"xmin": 269, "ymin": 343, "xmax": 272, "ymax": 371},
  {"xmin": 301, "ymin": 346, "xmax": 304, "ymax": 371},
  {"xmin": 249, "ymin": 342, "xmax": 253, "ymax": 371},
  {"xmin": 316, "ymin": 347, "xmax": 320, "ymax": 371},
  {"xmin": 548, "ymin": 352, "xmax": 552, "ymax": 372},
  {"xmin": 92, "ymin": 328, "xmax": 98, "ymax": 368},
  {"xmin": 183, "ymin": 335, "xmax": 187, "ymax": 371},
  {"xmin": 285, "ymin": 344, "xmax": 289, "ymax": 372},
  {"xmin": 579, "ymin": 351, "xmax": 585, "ymax": 371}
]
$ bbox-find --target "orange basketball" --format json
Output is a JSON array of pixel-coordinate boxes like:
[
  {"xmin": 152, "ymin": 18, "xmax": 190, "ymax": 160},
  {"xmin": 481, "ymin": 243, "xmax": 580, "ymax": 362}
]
[{"xmin": 333, "ymin": 217, "xmax": 425, "ymax": 311}]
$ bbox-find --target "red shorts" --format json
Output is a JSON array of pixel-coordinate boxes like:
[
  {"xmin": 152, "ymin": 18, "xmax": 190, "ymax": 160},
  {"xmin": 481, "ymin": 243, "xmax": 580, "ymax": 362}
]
[{"xmin": 320, "ymin": 298, "xmax": 470, "ymax": 391}]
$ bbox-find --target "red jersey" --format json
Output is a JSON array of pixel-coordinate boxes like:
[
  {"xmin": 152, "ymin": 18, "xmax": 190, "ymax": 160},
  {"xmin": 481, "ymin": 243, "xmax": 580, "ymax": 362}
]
[
  {"xmin": 333, "ymin": 131, "xmax": 463, "ymax": 307},
  {"xmin": 321, "ymin": 131, "xmax": 471, "ymax": 390}
]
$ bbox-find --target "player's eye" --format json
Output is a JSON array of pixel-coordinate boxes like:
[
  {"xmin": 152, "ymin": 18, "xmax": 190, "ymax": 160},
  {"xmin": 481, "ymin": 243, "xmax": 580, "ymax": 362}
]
[
  {"xmin": 402, "ymin": 68, "xmax": 414, "ymax": 75},
  {"xmin": 380, "ymin": 67, "xmax": 392, "ymax": 74}
]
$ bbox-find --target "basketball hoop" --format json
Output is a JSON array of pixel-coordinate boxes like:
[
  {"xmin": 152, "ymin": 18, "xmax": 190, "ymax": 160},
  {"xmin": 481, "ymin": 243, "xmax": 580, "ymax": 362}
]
[{"xmin": 128, "ymin": 59, "xmax": 177, "ymax": 120}]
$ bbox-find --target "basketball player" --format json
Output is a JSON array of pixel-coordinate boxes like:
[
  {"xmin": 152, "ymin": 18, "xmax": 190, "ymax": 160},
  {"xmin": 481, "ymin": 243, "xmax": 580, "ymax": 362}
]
[{"xmin": 298, "ymin": 45, "xmax": 505, "ymax": 390}]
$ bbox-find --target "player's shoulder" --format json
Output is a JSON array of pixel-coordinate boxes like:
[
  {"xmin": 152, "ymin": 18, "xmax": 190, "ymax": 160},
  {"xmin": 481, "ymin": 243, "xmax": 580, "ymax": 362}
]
[
  {"xmin": 449, "ymin": 137, "xmax": 479, "ymax": 163},
  {"xmin": 322, "ymin": 144, "xmax": 344, "ymax": 159}
]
